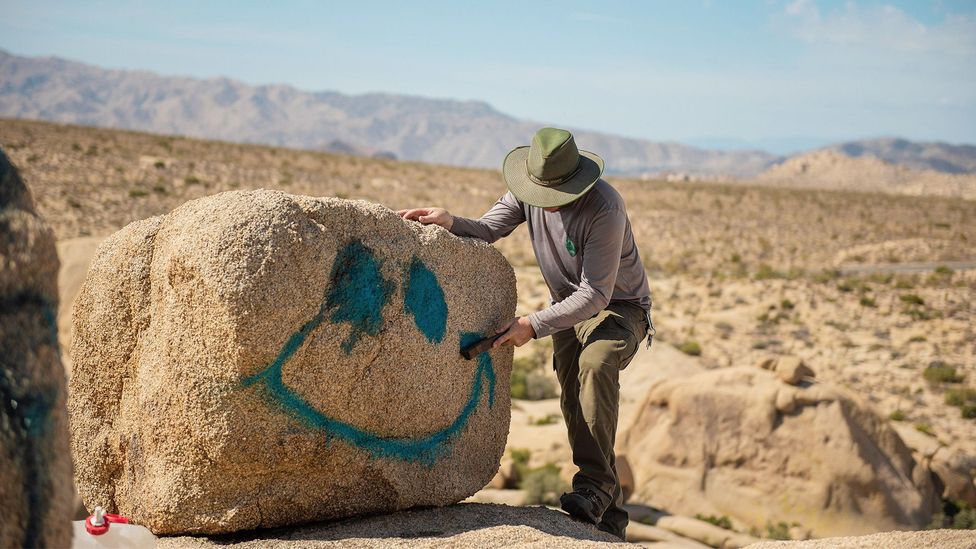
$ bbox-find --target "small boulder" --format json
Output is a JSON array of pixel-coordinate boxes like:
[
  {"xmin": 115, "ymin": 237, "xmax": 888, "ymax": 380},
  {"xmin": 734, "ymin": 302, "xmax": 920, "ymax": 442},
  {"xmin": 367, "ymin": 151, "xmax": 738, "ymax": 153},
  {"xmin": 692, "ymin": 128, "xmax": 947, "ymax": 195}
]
[
  {"xmin": 0, "ymin": 149, "xmax": 75, "ymax": 547},
  {"xmin": 69, "ymin": 190, "xmax": 517, "ymax": 534},
  {"xmin": 757, "ymin": 355, "xmax": 814, "ymax": 385}
]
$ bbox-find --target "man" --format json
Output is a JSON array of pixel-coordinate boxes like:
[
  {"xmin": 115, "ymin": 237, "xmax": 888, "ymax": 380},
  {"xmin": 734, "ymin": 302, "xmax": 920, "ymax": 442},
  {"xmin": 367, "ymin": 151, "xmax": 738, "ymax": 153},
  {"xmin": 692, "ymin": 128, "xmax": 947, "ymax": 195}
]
[{"xmin": 399, "ymin": 127, "xmax": 652, "ymax": 539}]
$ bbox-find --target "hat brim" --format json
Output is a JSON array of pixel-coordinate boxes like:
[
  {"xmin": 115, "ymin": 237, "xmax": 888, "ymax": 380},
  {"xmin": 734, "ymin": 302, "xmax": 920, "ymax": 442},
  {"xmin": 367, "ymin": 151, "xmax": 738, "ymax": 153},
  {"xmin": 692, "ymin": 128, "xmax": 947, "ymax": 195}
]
[{"xmin": 502, "ymin": 146, "xmax": 604, "ymax": 208}]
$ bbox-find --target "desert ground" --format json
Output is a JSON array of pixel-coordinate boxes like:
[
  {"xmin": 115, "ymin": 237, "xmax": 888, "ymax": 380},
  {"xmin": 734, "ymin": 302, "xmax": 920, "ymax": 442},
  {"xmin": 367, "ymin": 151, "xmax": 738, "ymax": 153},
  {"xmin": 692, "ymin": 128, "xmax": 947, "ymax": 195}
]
[{"xmin": 3, "ymin": 117, "xmax": 975, "ymax": 543}]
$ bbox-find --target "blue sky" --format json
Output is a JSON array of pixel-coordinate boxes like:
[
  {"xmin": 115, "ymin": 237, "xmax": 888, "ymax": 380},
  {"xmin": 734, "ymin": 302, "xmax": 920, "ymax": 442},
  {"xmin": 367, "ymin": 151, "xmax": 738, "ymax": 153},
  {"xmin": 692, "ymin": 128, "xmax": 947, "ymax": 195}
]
[{"xmin": 2, "ymin": 0, "xmax": 975, "ymax": 153}]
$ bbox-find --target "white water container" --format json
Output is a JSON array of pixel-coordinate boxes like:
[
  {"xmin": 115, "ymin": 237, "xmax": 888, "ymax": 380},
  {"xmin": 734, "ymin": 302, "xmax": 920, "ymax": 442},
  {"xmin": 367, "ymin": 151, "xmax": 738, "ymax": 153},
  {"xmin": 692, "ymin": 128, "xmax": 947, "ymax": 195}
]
[{"xmin": 71, "ymin": 506, "xmax": 157, "ymax": 549}]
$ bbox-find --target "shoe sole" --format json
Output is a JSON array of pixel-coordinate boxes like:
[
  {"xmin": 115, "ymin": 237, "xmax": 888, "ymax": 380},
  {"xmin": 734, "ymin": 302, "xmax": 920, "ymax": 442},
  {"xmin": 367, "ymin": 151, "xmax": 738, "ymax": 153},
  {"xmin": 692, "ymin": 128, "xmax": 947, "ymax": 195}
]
[{"xmin": 560, "ymin": 494, "xmax": 599, "ymax": 524}]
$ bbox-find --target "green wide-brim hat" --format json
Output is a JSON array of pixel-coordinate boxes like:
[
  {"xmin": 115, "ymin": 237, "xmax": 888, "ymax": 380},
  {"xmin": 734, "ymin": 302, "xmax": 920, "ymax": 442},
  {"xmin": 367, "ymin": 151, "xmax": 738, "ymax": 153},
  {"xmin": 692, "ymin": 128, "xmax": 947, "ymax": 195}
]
[{"xmin": 503, "ymin": 127, "xmax": 604, "ymax": 208}]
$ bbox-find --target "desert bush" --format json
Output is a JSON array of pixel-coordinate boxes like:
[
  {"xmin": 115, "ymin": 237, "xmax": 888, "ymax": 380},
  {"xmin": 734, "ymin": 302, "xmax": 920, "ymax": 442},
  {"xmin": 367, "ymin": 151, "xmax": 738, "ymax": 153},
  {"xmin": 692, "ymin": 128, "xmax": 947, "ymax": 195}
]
[
  {"xmin": 128, "ymin": 188, "xmax": 148, "ymax": 198},
  {"xmin": 962, "ymin": 405, "xmax": 976, "ymax": 419},
  {"xmin": 510, "ymin": 356, "xmax": 558, "ymax": 400},
  {"xmin": 520, "ymin": 463, "xmax": 569, "ymax": 506},
  {"xmin": 859, "ymin": 296, "xmax": 876, "ymax": 307},
  {"xmin": 184, "ymin": 175, "xmax": 201, "ymax": 185},
  {"xmin": 889, "ymin": 410, "xmax": 906, "ymax": 421},
  {"xmin": 929, "ymin": 499, "xmax": 976, "ymax": 530},
  {"xmin": 945, "ymin": 388, "xmax": 976, "ymax": 407},
  {"xmin": 678, "ymin": 340, "xmax": 702, "ymax": 356},
  {"xmin": 764, "ymin": 521, "xmax": 799, "ymax": 540},
  {"xmin": 900, "ymin": 293, "xmax": 925, "ymax": 306},
  {"xmin": 695, "ymin": 514, "xmax": 734, "ymax": 530},
  {"xmin": 531, "ymin": 414, "xmax": 560, "ymax": 426},
  {"xmin": 754, "ymin": 264, "xmax": 785, "ymax": 280},
  {"xmin": 915, "ymin": 423, "xmax": 935, "ymax": 436},
  {"xmin": 924, "ymin": 362, "xmax": 963, "ymax": 384}
]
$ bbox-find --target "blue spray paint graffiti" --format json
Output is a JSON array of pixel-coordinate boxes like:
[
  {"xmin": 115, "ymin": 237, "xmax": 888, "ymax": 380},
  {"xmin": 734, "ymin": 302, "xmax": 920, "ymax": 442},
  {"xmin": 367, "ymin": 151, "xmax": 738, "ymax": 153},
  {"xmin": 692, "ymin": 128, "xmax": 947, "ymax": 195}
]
[
  {"xmin": 403, "ymin": 257, "xmax": 447, "ymax": 344},
  {"xmin": 324, "ymin": 240, "xmax": 394, "ymax": 354},
  {"xmin": 0, "ymin": 292, "xmax": 58, "ymax": 548},
  {"xmin": 241, "ymin": 240, "xmax": 496, "ymax": 465},
  {"xmin": 243, "ymin": 331, "xmax": 495, "ymax": 465}
]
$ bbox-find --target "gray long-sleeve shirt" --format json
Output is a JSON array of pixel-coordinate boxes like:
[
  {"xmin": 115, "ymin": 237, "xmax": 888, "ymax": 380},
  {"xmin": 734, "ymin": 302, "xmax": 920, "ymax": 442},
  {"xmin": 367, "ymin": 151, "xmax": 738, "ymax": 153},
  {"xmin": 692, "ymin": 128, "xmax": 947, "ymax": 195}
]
[{"xmin": 449, "ymin": 179, "xmax": 651, "ymax": 339}]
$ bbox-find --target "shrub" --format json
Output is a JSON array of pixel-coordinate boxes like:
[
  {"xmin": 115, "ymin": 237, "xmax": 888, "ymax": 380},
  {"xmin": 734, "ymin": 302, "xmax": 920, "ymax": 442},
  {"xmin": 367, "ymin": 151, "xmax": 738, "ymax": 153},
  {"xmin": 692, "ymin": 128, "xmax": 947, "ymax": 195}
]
[
  {"xmin": 678, "ymin": 340, "xmax": 702, "ymax": 356},
  {"xmin": 128, "ymin": 188, "xmax": 148, "ymax": 198},
  {"xmin": 929, "ymin": 499, "xmax": 976, "ymax": 530},
  {"xmin": 889, "ymin": 410, "xmax": 906, "ymax": 421},
  {"xmin": 695, "ymin": 514, "xmax": 733, "ymax": 530},
  {"xmin": 780, "ymin": 299, "xmax": 795, "ymax": 310},
  {"xmin": 755, "ymin": 264, "xmax": 784, "ymax": 280},
  {"xmin": 184, "ymin": 175, "xmax": 201, "ymax": 185},
  {"xmin": 900, "ymin": 294, "xmax": 925, "ymax": 306},
  {"xmin": 915, "ymin": 423, "xmax": 935, "ymax": 436},
  {"xmin": 924, "ymin": 363, "xmax": 963, "ymax": 384},
  {"xmin": 510, "ymin": 356, "xmax": 557, "ymax": 400},
  {"xmin": 962, "ymin": 405, "xmax": 976, "ymax": 419},
  {"xmin": 532, "ymin": 414, "xmax": 560, "ymax": 426},
  {"xmin": 153, "ymin": 160, "xmax": 166, "ymax": 169},
  {"xmin": 520, "ymin": 463, "xmax": 568, "ymax": 505},
  {"xmin": 859, "ymin": 296, "xmax": 876, "ymax": 307},
  {"xmin": 934, "ymin": 265, "xmax": 954, "ymax": 275},
  {"xmin": 765, "ymin": 521, "xmax": 797, "ymax": 540},
  {"xmin": 945, "ymin": 388, "xmax": 976, "ymax": 407}
]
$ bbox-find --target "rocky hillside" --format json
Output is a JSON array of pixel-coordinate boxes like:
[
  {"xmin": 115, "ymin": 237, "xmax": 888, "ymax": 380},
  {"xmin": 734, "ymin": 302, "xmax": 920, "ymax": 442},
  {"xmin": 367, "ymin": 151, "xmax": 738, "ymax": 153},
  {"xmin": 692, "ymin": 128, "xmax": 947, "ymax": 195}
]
[
  {"xmin": 828, "ymin": 137, "xmax": 976, "ymax": 174},
  {"xmin": 0, "ymin": 50, "xmax": 779, "ymax": 177},
  {"xmin": 757, "ymin": 150, "xmax": 976, "ymax": 199}
]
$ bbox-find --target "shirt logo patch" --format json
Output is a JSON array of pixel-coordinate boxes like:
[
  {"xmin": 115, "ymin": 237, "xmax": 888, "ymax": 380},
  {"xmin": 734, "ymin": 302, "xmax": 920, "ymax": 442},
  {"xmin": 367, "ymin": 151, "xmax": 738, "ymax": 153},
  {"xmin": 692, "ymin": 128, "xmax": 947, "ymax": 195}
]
[{"xmin": 565, "ymin": 235, "xmax": 577, "ymax": 257}]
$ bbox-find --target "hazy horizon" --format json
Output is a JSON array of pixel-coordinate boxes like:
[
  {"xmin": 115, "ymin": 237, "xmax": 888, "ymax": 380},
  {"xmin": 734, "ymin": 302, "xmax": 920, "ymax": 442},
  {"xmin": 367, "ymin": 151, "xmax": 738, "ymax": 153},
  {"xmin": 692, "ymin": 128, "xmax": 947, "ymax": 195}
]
[{"xmin": 2, "ymin": 0, "xmax": 974, "ymax": 152}]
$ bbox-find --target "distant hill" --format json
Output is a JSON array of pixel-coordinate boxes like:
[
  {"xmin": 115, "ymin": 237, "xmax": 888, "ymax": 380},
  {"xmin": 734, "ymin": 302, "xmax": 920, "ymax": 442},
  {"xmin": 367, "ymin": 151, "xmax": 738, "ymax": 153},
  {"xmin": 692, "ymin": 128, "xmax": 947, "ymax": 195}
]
[
  {"xmin": 0, "ymin": 50, "xmax": 777, "ymax": 177},
  {"xmin": 757, "ymin": 149, "xmax": 976, "ymax": 200},
  {"xmin": 826, "ymin": 137, "xmax": 976, "ymax": 174}
]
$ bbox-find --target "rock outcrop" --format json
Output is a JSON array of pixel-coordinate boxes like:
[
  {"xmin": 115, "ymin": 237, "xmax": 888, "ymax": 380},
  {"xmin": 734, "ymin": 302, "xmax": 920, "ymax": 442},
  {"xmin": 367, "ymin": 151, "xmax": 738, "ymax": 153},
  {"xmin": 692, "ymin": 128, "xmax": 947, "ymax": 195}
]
[
  {"xmin": 619, "ymin": 366, "xmax": 938, "ymax": 538},
  {"xmin": 157, "ymin": 503, "xmax": 630, "ymax": 548},
  {"xmin": 69, "ymin": 190, "xmax": 517, "ymax": 534},
  {"xmin": 0, "ymin": 149, "xmax": 74, "ymax": 547}
]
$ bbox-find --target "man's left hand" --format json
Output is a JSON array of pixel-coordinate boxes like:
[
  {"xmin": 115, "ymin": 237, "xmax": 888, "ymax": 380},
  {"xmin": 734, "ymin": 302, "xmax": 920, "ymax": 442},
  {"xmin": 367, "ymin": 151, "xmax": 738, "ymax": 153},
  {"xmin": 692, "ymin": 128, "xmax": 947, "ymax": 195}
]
[{"xmin": 493, "ymin": 317, "xmax": 536, "ymax": 348}]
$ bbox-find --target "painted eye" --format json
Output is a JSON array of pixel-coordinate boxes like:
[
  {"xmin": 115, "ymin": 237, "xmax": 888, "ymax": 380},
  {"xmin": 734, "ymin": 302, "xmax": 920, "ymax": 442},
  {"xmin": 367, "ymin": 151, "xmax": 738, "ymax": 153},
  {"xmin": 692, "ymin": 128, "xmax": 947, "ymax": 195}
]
[{"xmin": 404, "ymin": 256, "xmax": 447, "ymax": 344}]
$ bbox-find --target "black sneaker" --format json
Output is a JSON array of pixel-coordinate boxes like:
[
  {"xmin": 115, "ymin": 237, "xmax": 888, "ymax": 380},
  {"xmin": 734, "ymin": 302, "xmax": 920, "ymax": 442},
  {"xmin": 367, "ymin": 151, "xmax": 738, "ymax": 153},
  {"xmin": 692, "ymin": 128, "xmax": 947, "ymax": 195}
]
[{"xmin": 559, "ymin": 487, "xmax": 606, "ymax": 524}]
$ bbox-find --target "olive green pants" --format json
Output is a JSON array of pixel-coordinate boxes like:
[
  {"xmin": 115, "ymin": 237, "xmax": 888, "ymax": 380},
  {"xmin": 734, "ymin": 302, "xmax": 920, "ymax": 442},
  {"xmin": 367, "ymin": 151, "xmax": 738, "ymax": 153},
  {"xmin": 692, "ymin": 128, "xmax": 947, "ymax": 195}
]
[{"xmin": 552, "ymin": 300, "xmax": 647, "ymax": 537}]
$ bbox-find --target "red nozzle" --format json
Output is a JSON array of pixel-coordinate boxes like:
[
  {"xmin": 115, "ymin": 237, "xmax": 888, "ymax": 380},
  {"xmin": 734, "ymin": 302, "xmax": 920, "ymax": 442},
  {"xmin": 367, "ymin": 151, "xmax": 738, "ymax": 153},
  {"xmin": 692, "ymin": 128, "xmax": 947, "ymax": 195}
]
[{"xmin": 85, "ymin": 506, "xmax": 130, "ymax": 536}]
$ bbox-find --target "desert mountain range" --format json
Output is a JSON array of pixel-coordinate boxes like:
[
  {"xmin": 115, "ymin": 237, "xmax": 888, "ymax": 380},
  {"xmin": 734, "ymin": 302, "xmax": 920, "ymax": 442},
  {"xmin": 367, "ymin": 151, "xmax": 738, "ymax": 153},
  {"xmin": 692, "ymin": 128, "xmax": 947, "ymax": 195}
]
[{"xmin": 3, "ymin": 49, "xmax": 974, "ymax": 180}]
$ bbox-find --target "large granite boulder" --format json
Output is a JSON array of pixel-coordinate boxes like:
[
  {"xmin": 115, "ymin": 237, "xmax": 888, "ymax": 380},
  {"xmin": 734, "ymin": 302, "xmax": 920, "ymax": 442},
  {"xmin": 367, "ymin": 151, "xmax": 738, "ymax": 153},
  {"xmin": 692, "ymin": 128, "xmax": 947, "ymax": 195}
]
[
  {"xmin": 619, "ymin": 366, "xmax": 938, "ymax": 538},
  {"xmin": 0, "ymin": 149, "xmax": 74, "ymax": 547},
  {"xmin": 69, "ymin": 190, "xmax": 517, "ymax": 535}
]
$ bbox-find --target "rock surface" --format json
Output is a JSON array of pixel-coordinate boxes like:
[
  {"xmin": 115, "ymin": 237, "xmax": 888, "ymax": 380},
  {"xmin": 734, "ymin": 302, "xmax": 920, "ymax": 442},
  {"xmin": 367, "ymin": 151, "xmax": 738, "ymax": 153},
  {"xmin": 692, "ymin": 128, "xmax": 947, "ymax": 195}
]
[
  {"xmin": 744, "ymin": 528, "xmax": 976, "ymax": 549},
  {"xmin": 619, "ymin": 366, "xmax": 938, "ymax": 538},
  {"xmin": 69, "ymin": 189, "xmax": 517, "ymax": 534},
  {"xmin": 157, "ymin": 503, "xmax": 629, "ymax": 548},
  {"xmin": 0, "ymin": 149, "xmax": 74, "ymax": 547}
]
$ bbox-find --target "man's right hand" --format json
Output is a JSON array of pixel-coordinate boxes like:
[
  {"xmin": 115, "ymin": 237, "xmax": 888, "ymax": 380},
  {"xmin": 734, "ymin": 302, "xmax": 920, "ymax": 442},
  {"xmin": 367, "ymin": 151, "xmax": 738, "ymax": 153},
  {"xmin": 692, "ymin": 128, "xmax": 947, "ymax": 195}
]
[{"xmin": 397, "ymin": 207, "xmax": 454, "ymax": 231}]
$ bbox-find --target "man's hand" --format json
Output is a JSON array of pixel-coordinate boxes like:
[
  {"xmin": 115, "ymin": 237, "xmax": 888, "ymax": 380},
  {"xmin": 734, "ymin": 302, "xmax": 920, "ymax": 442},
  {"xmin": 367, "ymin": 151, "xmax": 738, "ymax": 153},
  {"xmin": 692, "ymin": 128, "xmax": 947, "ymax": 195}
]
[
  {"xmin": 397, "ymin": 207, "xmax": 453, "ymax": 230},
  {"xmin": 493, "ymin": 317, "xmax": 536, "ymax": 348}
]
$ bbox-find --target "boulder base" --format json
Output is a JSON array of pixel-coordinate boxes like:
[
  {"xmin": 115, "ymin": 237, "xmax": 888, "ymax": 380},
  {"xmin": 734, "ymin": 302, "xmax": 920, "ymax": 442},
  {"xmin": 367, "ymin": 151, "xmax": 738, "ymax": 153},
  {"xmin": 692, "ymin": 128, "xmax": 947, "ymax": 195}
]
[{"xmin": 69, "ymin": 190, "xmax": 517, "ymax": 534}]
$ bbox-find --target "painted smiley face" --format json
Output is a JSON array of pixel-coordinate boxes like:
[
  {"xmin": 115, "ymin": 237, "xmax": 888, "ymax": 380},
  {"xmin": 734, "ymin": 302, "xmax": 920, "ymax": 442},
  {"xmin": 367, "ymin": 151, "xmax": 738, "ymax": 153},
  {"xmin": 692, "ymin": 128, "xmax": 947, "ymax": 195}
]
[{"xmin": 242, "ymin": 239, "xmax": 495, "ymax": 466}]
